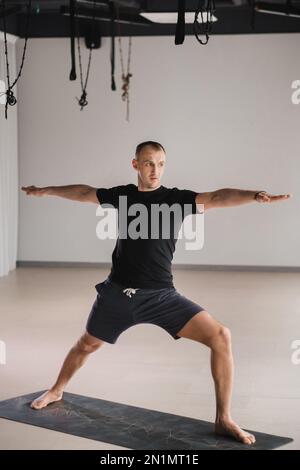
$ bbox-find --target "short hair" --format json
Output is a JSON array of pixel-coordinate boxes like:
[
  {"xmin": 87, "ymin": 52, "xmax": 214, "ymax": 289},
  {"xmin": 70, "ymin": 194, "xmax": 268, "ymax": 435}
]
[{"xmin": 135, "ymin": 141, "xmax": 166, "ymax": 160}]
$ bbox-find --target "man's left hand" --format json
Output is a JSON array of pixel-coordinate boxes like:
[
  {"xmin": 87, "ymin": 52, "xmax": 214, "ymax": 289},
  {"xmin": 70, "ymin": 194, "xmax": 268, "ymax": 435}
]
[{"xmin": 255, "ymin": 191, "xmax": 293, "ymax": 203}]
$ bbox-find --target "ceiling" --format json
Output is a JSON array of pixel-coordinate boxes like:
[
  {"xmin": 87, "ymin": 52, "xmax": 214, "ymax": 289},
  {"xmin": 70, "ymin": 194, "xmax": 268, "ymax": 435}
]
[{"xmin": 1, "ymin": 0, "xmax": 300, "ymax": 40}]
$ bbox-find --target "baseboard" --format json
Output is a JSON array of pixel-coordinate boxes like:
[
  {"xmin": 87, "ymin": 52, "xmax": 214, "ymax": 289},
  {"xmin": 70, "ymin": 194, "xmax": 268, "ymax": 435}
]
[{"xmin": 16, "ymin": 261, "xmax": 300, "ymax": 272}]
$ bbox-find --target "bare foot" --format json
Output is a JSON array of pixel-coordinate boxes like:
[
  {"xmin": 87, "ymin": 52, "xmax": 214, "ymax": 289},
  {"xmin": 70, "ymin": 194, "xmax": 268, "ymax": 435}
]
[
  {"xmin": 30, "ymin": 389, "xmax": 63, "ymax": 410},
  {"xmin": 215, "ymin": 418, "xmax": 256, "ymax": 445}
]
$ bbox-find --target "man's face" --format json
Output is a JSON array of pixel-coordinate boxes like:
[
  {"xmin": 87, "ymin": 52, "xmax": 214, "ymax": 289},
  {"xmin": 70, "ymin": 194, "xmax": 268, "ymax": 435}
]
[{"xmin": 132, "ymin": 146, "xmax": 166, "ymax": 189}]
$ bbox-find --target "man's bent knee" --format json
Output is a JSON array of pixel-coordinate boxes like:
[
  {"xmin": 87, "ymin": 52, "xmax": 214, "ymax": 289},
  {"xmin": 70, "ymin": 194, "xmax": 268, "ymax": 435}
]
[
  {"xmin": 209, "ymin": 326, "xmax": 231, "ymax": 351},
  {"xmin": 177, "ymin": 311, "xmax": 232, "ymax": 351},
  {"xmin": 75, "ymin": 332, "xmax": 104, "ymax": 354}
]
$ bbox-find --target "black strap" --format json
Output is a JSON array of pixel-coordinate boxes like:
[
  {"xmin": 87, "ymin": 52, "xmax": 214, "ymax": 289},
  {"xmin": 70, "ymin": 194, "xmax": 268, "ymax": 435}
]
[
  {"xmin": 69, "ymin": 0, "xmax": 77, "ymax": 80},
  {"xmin": 175, "ymin": 0, "xmax": 186, "ymax": 45}
]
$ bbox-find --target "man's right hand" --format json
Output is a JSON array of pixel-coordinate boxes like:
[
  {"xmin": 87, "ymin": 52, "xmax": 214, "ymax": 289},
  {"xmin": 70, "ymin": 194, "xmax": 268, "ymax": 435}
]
[{"xmin": 22, "ymin": 185, "xmax": 48, "ymax": 197}]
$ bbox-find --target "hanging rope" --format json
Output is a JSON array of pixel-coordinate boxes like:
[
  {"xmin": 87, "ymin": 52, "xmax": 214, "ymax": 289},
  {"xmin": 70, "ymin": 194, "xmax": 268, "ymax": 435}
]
[
  {"xmin": 1, "ymin": 0, "xmax": 32, "ymax": 119},
  {"xmin": 193, "ymin": 0, "xmax": 216, "ymax": 45},
  {"xmin": 115, "ymin": 3, "xmax": 133, "ymax": 122},
  {"xmin": 75, "ymin": 0, "xmax": 97, "ymax": 110}
]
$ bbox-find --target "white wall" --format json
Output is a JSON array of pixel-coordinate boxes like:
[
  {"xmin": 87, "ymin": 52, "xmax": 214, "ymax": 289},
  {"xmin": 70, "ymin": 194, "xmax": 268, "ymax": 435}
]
[
  {"xmin": 17, "ymin": 34, "xmax": 300, "ymax": 266},
  {"xmin": 0, "ymin": 34, "xmax": 19, "ymax": 276}
]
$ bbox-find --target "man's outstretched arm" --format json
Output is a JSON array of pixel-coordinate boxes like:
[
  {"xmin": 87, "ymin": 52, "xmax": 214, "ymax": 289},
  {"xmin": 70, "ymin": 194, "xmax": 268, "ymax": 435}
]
[
  {"xmin": 21, "ymin": 185, "xmax": 98, "ymax": 204},
  {"xmin": 196, "ymin": 189, "xmax": 292, "ymax": 210}
]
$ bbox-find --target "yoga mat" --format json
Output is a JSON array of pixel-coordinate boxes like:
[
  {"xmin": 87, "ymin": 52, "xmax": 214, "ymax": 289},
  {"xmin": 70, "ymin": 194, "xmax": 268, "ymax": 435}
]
[{"xmin": 0, "ymin": 391, "xmax": 293, "ymax": 450}]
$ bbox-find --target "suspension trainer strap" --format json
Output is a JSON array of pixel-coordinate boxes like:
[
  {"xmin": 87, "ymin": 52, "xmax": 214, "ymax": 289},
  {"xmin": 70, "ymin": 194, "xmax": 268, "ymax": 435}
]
[
  {"xmin": 69, "ymin": 0, "xmax": 77, "ymax": 80},
  {"xmin": 175, "ymin": 0, "xmax": 186, "ymax": 45}
]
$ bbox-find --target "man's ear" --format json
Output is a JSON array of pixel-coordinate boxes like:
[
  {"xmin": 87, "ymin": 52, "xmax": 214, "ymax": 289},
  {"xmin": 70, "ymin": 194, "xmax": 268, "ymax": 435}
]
[{"xmin": 132, "ymin": 158, "xmax": 138, "ymax": 170}]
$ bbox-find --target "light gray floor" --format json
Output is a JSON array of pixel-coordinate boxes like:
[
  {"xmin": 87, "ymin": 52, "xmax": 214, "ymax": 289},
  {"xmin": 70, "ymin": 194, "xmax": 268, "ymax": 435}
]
[{"xmin": 0, "ymin": 266, "xmax": 299, "ymax": 449}]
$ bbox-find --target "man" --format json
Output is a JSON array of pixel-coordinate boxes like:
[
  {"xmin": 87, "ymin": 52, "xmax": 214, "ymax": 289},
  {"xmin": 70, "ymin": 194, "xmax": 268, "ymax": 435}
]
[{"xmin": 22, "ymin": 141, "xmax": 292, "ymax": 445}]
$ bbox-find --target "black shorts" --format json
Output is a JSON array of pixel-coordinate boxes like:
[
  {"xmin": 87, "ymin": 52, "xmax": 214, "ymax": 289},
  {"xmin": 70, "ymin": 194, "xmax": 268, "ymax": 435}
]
[{"xmin": 86, "ymin": 278, "xmax": 205, "ymax": 344}]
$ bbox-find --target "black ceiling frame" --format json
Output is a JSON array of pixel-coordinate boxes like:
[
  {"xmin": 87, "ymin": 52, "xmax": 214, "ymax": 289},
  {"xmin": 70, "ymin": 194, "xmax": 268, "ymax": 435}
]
[
  {"xmin": 60, "ymin": 3, "xmax": 152, "ymax": 26},
  {"xmin": 1, "ymin": 1, "xmax": 300, "ymax": 37},
  {"xmin": 0, "ymin": 4, "xmax": 22, "ymax": 18}
]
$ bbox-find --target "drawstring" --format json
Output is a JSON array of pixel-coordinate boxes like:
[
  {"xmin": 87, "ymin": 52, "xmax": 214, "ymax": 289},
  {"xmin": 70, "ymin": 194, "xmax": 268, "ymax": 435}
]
[{"xmin": 123, "ymin": 287, "xmax": 139, "ymax": 298}]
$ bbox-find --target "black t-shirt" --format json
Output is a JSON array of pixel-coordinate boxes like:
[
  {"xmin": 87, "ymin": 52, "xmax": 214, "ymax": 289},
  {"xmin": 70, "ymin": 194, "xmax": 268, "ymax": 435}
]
[{"xmin": 96, "ymin": 184, "xmax": 199, "ymax": 289}]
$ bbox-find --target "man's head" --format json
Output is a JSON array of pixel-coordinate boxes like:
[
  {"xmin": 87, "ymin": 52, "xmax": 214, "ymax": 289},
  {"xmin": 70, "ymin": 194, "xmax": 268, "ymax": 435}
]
[{"xmin": 132, "ymin": 141, "xmax": 166, "ymax": 190}]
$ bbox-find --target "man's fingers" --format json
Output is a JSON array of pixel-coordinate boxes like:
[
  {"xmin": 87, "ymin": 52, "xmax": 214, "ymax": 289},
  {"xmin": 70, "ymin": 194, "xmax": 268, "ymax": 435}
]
[
  {"xmin": 22, "ymin": 185, "xmax": 39, "ymax": 195},
  {"xmin": 22, "ymin": 186, "xmax": 31, "ymax": 194},
  {"xmin": 269, "ymin": 194, "xmax": 292, "ymax": 202},
  {"xmin": 257, "ymin": 193, "xmax": 292, "ymax": 203}
]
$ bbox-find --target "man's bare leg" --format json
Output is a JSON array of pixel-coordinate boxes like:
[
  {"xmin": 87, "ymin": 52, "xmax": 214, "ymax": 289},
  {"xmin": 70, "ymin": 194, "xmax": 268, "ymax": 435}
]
[
  {"xmin": 31, "ymin": 331, "xmax": 104, "ymax": 409},
  {"xmin": 177, "ymin": 311, "xmax": 255, "ymax": 445}
]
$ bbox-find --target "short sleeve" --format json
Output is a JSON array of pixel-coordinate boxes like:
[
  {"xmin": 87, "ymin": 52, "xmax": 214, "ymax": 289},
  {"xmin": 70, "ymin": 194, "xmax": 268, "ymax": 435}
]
[
  {"xmin": 96, "ymin": 185, "xmax": 127, "ymax": 209},
  {"xmin": 175, "ymin": 189, "xmax": 198, "ymax": 216}
]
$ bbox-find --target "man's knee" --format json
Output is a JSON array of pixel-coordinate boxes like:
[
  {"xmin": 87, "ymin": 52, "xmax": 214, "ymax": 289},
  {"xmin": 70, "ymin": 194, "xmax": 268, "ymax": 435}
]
[
  {"xmin": 75, "ymin": 332, "xmax": 104, "ymax": 354},
  {"xmin": 209, "ymin": 326, "xmax": 231, "ymax": 352}
]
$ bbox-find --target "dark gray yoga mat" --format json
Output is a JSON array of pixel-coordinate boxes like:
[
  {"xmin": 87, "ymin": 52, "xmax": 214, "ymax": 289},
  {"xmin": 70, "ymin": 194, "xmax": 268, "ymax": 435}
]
[{"xmin": 0, "ymin": 391, "xmax": 293, "ymax": 450}]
